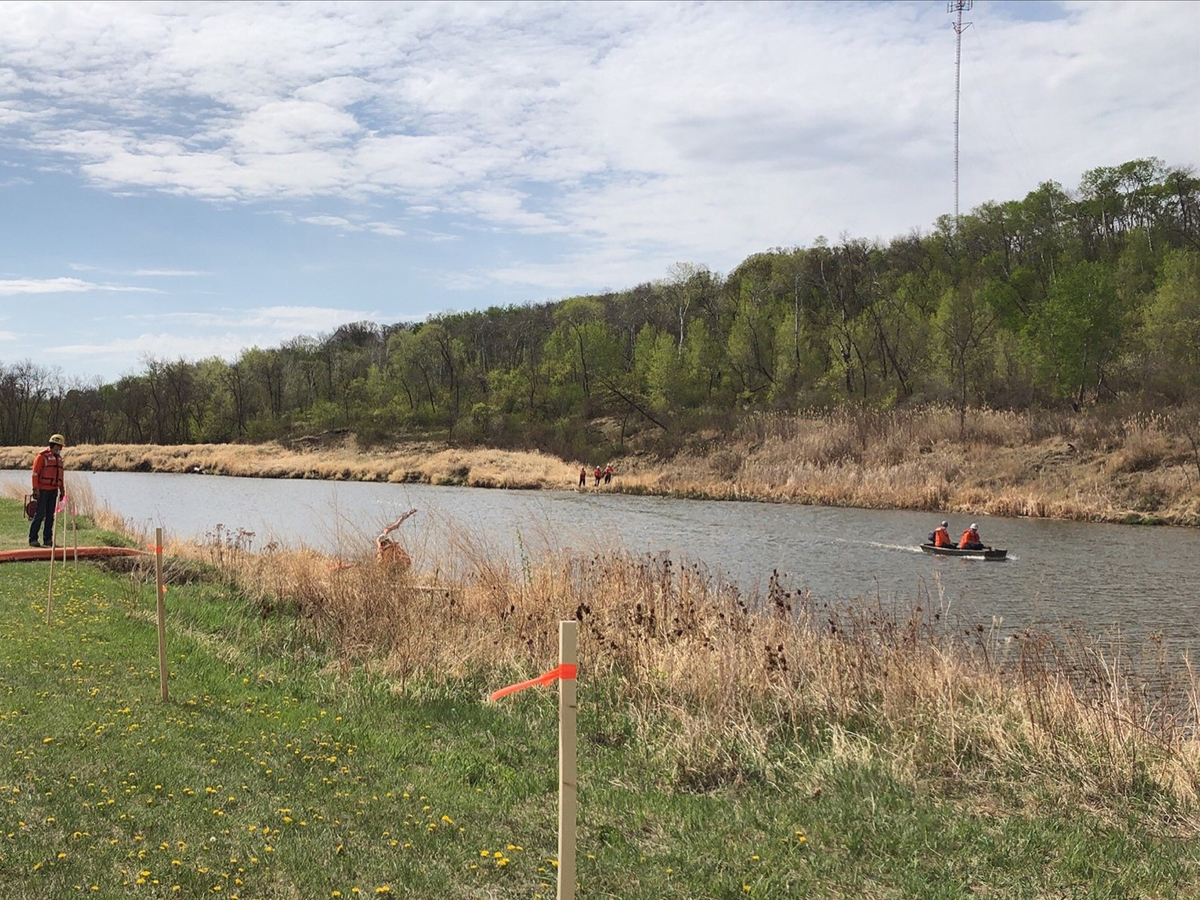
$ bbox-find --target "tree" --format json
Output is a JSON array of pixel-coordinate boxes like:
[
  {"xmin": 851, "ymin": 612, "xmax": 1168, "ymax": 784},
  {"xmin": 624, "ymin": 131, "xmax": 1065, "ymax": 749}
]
[
  {"xmin": 1027, "ymin": 260, "xmax": 1124, "ymax": 406},
  {"xmin": 1141, "ymin": 248, "xmax": 1200, "ymax": 398},
  {"xmin": 935, "ymin": 282, "xmax": 1002, "ymax": 434}
]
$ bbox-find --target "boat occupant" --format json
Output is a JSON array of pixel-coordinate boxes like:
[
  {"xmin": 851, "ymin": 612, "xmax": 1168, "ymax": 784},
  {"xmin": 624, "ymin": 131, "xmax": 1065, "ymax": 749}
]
[
  {"xmin": 958, "ymin": 523, "xmax": 984, "ymax": 550},
  {"xmin": 931, "ymin": 521, "xmax": 954, "ymax": 548}
]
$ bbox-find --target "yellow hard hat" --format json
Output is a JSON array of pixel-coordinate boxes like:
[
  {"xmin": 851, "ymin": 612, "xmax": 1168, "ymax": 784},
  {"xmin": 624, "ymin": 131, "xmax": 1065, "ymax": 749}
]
[{"xmin": 49, "ymin": 434, "xmax": 65, "ymax": 447}]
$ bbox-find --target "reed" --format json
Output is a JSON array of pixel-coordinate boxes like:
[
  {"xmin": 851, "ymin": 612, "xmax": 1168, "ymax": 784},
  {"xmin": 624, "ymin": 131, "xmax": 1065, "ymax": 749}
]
[
  {"xmin": 2, "ymin": 403, "xmax": 1198, "ymax": 523},
  {"xmin": 157, "ymin": 519, "xmax": 1200, "ymax": 816}
]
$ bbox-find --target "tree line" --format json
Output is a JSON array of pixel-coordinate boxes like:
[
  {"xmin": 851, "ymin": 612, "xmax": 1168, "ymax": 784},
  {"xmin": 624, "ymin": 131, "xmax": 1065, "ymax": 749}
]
[{"xmin": 4, "ymin": 157, "xmax": 1198, "ymax": 460}]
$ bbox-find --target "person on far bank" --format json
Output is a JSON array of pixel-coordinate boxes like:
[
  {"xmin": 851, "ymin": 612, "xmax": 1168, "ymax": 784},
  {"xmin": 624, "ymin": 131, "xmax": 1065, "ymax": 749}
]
[
  {"xmin": 930, "ymin": 520, "xmax": 954, "ymax": 548},
  {"xmin": 958, "ymin": 522, "xmax": 985, "ymax": 551},
  {"xmin": 30, "ymin": 434, "xmax": 66, "ymax": 548}
]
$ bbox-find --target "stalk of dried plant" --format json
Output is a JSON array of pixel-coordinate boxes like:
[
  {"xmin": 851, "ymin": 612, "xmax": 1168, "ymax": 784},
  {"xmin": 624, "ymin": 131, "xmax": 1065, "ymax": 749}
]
[{"xmin": 163, "ymin": 522, "xmax": 1200, "ymax": 810}]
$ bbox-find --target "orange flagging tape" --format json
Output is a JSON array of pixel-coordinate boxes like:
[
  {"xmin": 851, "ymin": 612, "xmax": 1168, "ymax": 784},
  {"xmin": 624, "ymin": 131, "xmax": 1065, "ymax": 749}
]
[{"xmin": 490, "ymin": 664, "xmax": 577, "ymax": 702}]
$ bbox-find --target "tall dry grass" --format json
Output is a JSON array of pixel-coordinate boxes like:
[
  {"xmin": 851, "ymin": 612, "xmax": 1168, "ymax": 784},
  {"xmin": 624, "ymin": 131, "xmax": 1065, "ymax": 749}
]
[
  {"xmin": 4, "ymin": 403, "xmax": 1199, "ymax": 523},
  {"xmin": 164, "ymin": 524, "xmax": 1200, "ymax": 813},
  {"xmin": 0, "ymin": 441, "xmax": 577, "ymax": 490},
  {"xmin": 615, "ymin": 405, "xmax": 1200, "ymax": 524}
]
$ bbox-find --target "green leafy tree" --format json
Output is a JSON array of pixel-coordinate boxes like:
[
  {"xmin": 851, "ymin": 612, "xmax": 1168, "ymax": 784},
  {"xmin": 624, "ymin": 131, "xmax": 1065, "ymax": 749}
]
[
  {"xmin": 1142, "ymin": 248, "xmax": 1200, "ymax": 398},
  {"xmin": 1027, "ymin": 260, "xmax": 1124, "ymax": 406}
]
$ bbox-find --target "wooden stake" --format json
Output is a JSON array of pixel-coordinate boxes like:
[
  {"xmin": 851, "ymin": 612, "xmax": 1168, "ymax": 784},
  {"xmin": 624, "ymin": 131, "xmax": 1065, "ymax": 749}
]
[
  {"xmin": 71, "ymin": 498, "xmax": 78, "ymax": 570},
  {"xmin": 558, "ymin": 620, "xmax": 578, "ymax": 900},
  {"xmin": 155, "ymin": 527, "xmax": 169, "ymax": 702},
  {"xmin": 45, "ymin": 529, "xmax": 55, "ymax": 625}
]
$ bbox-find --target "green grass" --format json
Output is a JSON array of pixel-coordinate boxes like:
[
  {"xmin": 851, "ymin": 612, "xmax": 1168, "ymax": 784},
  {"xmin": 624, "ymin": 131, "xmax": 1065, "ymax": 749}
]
[
  {"xmin": 0, "ymin": 496, "xmax": 131, "ymax": 551},
  {"xmin": 0, "ymin": 499, "xmax": 1197, "ymax": 899}
]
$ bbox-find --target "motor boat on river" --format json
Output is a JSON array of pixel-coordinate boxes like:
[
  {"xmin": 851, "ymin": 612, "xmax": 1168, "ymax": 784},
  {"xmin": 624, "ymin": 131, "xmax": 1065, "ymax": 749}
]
[{"xmin": 920, "ymin": 542, "xmax": 1008, "ymax": 561}]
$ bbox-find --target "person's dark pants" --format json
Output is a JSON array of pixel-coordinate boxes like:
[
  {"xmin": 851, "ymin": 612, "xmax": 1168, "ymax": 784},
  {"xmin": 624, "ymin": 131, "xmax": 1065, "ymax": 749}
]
[{"xmin": 29, "ymin": 489, "xmax": 58, "ymax": 546}]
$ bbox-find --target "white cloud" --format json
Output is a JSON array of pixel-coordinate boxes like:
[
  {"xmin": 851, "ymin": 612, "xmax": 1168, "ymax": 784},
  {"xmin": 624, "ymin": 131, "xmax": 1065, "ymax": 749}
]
[
  {"xmin": 0, "ymin": 0, "xmax": 1196, "ymax": 299},
  {"xmin": 300, "ymin": 214, "xmax": 404, "ymax": 237},
  {"xmin": 0, "ymin": 277, "xmax": 160, "ymax": 296},
  {"xmin": 131, "ymin": 269, "xmax": 209, "ymax": 277},
  {"xmin": 242, "ymin": 305, "xmax": 378, "ymax": 335},
  {"xmin": 47, "ymin": 332, "xmax": 253, "ymax": 365}
]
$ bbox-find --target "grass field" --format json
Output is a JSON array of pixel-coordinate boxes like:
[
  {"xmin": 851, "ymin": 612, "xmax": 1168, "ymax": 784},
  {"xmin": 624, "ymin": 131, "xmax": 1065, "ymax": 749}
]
[{"xmin": 0, "ymin": 497, "xmax": 1197, "ymax": 899}]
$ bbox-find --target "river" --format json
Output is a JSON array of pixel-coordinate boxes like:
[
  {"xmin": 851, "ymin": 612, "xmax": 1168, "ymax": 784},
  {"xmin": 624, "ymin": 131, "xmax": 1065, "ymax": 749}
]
[{"xmin": 3, "ymin": 469, "xmax": 1199, "ymax": 658}]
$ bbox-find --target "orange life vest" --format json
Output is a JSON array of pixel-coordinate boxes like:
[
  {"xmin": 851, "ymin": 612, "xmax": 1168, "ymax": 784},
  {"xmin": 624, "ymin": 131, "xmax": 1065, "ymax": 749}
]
[
  {"xmin": 933, "ymin": 526, "xmax": 952, "ymax": 547},
  {"xmin": 959, "ymin": 528, "xmax": 980, "ymax": 547},
  {"xmin": 32, "ymin": 448, "xmax": 64, "ymax": 493}
]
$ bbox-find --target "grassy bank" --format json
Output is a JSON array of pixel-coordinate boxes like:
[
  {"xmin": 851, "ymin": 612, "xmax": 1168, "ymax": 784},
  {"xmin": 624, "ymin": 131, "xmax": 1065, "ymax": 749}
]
[
  {"xmin": 1, "ymin": 497, "xmax": 1198, "ymax": 898},
  {"xmin": 3, "ymin": 406, "xmax": 1199, "ymax": 526}
]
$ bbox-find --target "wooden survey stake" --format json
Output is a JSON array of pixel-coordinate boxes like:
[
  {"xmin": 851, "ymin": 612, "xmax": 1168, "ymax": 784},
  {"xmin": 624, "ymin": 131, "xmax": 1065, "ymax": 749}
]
[
  {"xmin": 558, "ymin": 620, "xmax": 577, "ymax": 900},
  {"xmin": 155, "ymin": 527, "xmax": 169, "ymax": 702},
  {"xmin": 488, "ymin": 621, "xmax": 579, "ymax": 900}
]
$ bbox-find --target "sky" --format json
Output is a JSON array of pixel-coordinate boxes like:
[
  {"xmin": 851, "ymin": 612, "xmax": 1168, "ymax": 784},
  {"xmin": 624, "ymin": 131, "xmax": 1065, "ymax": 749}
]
[{"xmin": 1, "ymin": 0, "xmax": 1197, "ymax": 383}]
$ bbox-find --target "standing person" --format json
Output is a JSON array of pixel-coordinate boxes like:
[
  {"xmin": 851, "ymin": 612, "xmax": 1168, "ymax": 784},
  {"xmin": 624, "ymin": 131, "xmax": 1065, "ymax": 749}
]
[
  {"xmin": 958, "ymin": 523, "xmax": 984, "ymax": 550},
  {"xmin": 593, "ymin": 465, "xmax": 602, "ymax": 486},
  {"xmin": 579, "ymin": 466, "xmax": 587, "ymax": 488},
  {"xmin": 29, "ymin": 434, "xmax": 66, "ymax": 548},
  {"xmin": 603, "ymin": 463, "xmax": 613, "ymax": 484}
]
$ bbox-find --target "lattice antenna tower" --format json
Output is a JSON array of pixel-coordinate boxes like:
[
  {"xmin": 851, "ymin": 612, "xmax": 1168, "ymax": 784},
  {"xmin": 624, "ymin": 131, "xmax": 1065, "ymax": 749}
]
[{"xmin": 948, "ymin": 0, "xmax": 973, "ymax": 231}]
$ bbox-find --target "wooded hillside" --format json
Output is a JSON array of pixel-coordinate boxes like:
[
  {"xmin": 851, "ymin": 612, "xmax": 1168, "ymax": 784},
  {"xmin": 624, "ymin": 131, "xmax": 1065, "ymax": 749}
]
[{"xmin": 4, "ymin": 158, "xmax": 1197, "ymax": 461}]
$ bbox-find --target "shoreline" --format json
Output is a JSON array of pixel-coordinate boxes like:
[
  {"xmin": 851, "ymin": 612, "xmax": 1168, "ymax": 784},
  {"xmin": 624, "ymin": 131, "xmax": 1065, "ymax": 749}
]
[{"xmin": 2, "ymin": 411, "xmax": 1198, "ymax": 528}]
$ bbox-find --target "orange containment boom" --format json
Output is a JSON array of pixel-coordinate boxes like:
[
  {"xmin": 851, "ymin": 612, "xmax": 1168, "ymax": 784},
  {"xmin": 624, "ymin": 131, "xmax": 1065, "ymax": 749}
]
[{"xmin": 0, "ymin": 546, "xmax": 149, "ymax": 564}]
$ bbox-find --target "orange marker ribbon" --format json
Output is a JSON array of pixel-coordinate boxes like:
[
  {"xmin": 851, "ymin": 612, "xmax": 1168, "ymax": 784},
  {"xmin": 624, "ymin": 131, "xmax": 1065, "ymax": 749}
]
[{"xmin": 490, "ymin": 664, "xmax": 577, "ymax": 702}]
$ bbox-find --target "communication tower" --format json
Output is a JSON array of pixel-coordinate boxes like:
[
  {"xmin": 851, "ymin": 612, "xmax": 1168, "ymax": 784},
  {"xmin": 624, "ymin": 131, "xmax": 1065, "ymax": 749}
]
[{"xmin": 948, "ymin": 0, "xmax": 973, "ymax": 230}]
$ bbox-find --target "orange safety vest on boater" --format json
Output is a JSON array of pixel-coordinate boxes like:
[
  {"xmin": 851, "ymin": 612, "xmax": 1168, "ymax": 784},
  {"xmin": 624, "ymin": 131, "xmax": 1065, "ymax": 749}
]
[
  {"xmin": 933, "ymin": 526, "xmax": 952, "ymax": 547},
  {"xmin": 32, "ymin": 447, "xmax": 64, "ymax": 493},
  {"xmin": 959, "ymin": 527, "xmax": 980, "ymax": 547}
]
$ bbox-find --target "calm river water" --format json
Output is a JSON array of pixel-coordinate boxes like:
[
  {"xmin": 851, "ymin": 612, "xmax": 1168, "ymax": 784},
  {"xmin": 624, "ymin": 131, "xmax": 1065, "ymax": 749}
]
[{"xmin": 3, "ymin": 469, "xmax": 1198, "ymax": 656}]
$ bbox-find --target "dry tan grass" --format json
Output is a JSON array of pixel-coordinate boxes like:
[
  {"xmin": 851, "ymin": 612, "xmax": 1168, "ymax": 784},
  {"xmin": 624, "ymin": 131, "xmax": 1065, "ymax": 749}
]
[
  {"xmin": 3, "ymin": 404, "xmax": 1199, "ymax": 524},
  {"xmin": 0, "ymin": 441, "xmax": 578, "ymax": 491},
  {"xmin": 162, "ymin": 522, "xmax": 1200, "ymax": 811}
]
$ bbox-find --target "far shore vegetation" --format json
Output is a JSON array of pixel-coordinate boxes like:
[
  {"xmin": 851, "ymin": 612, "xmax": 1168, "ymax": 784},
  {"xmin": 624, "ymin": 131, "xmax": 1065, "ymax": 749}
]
[
  {"xmin": 2, "ymin": 157, "xmax": 1199, "ymax": 528},
  {"xmin": 0, "ymin": 490, "xmax": 1197, "ymax": 898},
  {"xmin": 2, "ymin": 404, "xmax": 1199, "ymax": 526}
]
